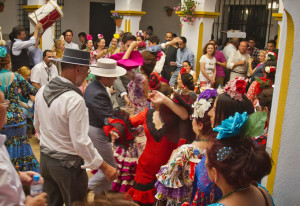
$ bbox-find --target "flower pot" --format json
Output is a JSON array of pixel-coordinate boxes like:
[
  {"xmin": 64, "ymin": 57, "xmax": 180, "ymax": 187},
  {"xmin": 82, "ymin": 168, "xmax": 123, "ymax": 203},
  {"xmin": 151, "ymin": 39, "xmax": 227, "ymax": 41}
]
[
  {"xmin": 114, "ymin": 19, "xmax": 122, "ymax": 27},
  {"xmin": 0, "ymin": 5, "xmax": 4, "ymax": 12},
  {"xmin": 166, "ymin": 10, "xmax": 173, "ymax": 16}
]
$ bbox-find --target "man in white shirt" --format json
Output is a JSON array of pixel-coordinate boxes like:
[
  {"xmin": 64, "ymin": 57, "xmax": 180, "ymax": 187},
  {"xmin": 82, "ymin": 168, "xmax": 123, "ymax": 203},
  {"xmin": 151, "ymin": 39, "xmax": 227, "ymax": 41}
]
[
  {"xmin": 227, "ymin": 41, "xmax": 250, "ymax": 80},
  {"xmin": 64, "ymin": 29, "xmax": 79, "ymax": 50},
  {"xmin": 34, "ymin": 48, "xmax": 117, "ymax": 206},
  {"xmin": 9, "ymin": 23, "xmax": 42, "ymax": 71},
  {"xmin": 31, "ymin": 50, "xmax": 58, "ymax": 89},
  {"xmin": 222, "ymin": 38, "xmax": 239, "ymax": 84}
]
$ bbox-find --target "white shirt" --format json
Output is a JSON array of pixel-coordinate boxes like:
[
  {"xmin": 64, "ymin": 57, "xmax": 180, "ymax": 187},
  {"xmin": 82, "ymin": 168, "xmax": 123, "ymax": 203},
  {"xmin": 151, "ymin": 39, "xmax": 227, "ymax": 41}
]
[
  {"xmin": 223, "ymin": 43, "xmax": 237, "ymax": 60},
  {"xmin": 65, "ymin": 41, "xmax": 79, "ymax": 50},
  {"xmin": 199, "ymin": 55, "xmax": 216, "ymax": 82},
  {"xmin": 227, "ymin": 50, "xmax": 250, "ymax": 80},
  {"xmin": 12, "ymin": 37, "xmax": 36, "ymax": 56},
  {"xmin": 34, "ymin": 76, "xmax": 103, "ymax": 170},
  {"xmin": 31, "ymin": 61, "xmax": 59, "ymax": 86},
  {"xmin": 0, "ymin": 134, "xmax": 26, "ymax": 206}
]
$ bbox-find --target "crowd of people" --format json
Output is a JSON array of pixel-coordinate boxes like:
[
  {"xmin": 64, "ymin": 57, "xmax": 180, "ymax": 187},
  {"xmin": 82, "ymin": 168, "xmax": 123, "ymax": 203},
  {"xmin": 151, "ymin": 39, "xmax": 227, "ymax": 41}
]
[{"xmin": 0, "ymin": 22, "xmax": 278, "ymax": 206}]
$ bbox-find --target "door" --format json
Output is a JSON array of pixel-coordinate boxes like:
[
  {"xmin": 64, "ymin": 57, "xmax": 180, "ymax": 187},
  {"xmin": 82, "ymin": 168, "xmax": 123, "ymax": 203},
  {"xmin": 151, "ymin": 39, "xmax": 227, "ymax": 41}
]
[{"xmin": 89, "ymin": 2, "xmax": 115, "ymax": 47}]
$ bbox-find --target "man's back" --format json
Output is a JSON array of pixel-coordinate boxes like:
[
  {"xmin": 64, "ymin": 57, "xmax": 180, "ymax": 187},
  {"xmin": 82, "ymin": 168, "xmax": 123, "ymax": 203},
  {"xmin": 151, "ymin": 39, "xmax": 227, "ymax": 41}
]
[{"xmin": 223, "ymin": 44, "xmax": 236, "ymax": 60}]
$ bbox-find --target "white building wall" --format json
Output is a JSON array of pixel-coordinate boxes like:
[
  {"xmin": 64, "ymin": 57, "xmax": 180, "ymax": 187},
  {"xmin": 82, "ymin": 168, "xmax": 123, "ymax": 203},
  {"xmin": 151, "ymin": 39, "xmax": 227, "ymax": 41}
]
[
  {"xmin": 268, "ymin": 0, "xmax": 300, "ymax": 204},
  {"xmin": 140, "ymin": 0, "xmax": 181, "ymax": 42},
  {"xmin": 0, "ymin": 0, "xmax": 18, "ymax": 40}
]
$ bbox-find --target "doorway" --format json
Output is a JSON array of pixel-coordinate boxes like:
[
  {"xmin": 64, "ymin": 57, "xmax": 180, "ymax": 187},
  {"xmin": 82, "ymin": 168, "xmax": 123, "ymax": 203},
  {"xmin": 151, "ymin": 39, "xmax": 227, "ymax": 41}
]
[{"xmin": 89, "ymin": 2, "xmax": 115, "ymax": 47}]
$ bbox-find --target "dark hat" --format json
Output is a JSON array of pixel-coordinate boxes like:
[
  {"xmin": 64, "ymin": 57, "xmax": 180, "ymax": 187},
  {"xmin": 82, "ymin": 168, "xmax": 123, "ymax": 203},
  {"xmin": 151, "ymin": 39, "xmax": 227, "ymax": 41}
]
[{"xmin": 50, "ymin": 48, "xmax": 90, "ymax": 66}]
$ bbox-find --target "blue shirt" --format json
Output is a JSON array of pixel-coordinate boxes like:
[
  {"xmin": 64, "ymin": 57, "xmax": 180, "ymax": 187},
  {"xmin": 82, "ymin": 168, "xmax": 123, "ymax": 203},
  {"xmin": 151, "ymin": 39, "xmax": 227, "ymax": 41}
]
[{"xmin": 176, "ymin": 47, "xmax": 194, "ymax": 69}]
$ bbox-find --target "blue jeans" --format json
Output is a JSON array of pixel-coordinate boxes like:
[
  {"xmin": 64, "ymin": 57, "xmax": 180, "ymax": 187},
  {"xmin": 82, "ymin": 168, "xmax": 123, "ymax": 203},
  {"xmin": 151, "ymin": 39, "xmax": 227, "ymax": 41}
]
[{"xmin": 169, "ymin": 67, "xmax": 181, "ymax": 86}]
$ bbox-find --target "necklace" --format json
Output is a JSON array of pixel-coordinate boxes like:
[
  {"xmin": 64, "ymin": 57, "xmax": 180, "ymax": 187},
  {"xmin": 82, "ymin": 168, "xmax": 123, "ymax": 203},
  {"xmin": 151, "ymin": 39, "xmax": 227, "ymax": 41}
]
[
  {"xmin": 217, "ymin": 185, "xmax": 250, "ymax": 202},
  {"xmin": 194, "ymin": 139, "xmax": 208, "ymax": 142}
]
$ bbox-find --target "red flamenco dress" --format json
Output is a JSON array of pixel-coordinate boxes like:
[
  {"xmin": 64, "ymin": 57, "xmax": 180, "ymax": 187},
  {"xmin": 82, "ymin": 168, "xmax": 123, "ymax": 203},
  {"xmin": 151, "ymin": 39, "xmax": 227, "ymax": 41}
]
[{"xmin": 126, "ymin": 108, "xmax": 179, "ymax": 205}]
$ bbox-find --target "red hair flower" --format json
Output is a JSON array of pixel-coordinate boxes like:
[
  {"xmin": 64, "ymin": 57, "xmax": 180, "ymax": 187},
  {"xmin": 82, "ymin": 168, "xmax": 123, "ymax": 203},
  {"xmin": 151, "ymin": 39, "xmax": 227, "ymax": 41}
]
[
  {"xmin": 149, "ymin": 72, "xmax": 161, "ymax": 90},
  {"xmin": 180, "ymin": 67, "xmax": 187, "ymax": 75},
  {"xmin": 224, "ymin": 77, "xmax": 247, "ymax": 101}
]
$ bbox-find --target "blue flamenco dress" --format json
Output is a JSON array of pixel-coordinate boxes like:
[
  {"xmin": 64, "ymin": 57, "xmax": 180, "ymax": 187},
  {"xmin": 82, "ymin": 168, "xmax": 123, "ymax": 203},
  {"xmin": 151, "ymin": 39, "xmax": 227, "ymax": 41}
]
[{"xmin": 0, "ymin": 69, "xmax": 39, "ymax": 172}]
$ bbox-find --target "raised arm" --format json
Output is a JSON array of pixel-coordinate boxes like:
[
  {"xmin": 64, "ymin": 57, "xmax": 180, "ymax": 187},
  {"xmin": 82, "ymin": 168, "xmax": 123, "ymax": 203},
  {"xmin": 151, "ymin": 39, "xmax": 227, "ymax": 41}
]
[{"xmin": 149, "ymin": 90, "xmax": 189, "ymax": 120}]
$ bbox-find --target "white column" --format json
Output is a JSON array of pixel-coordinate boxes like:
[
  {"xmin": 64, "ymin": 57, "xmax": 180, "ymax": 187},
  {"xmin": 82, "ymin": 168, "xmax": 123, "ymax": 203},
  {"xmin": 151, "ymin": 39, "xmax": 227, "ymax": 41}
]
[
  {"xmin": 112, "ymin": 0, "xmax": 145, "ymax": 34},
  {"xmin": 176, "ymin": 0, "xmax": 219, "ymax": 76}
]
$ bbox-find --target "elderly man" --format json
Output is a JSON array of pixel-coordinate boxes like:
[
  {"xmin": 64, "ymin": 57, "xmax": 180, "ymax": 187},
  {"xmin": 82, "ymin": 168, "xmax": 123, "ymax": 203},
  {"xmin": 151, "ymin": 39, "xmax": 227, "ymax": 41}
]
[
  {"xmin": 227, "ymin": 41, "xmax": 250, "ymax": 80},
  {"xmin": 84, "ymin": 58, "xmax": 127, "ymax": 196},
  {"xmin": 34, "ymin": 48, "xmax": 117, "ymax": 206},
  {"xmin": 31, "ymin": 50, "xmax": 58, "ymax": 89}
]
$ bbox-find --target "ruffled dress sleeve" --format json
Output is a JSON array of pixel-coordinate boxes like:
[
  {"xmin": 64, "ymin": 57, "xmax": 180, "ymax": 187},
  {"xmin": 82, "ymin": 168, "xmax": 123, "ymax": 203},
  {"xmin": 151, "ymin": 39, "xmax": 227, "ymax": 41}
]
[
  {"xmin": 129, "ymin": 108, "xmax": 148, "ymax": 128},
  {"xmin": 155, "ymin": 144, "xmax": 205, "ymax": 204}
]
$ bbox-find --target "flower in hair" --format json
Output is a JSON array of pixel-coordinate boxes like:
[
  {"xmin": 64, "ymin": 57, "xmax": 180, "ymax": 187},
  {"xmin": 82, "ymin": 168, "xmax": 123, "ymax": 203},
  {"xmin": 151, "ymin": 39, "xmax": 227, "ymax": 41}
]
[
  {"xmin": 213, "ymin": 112, "xmax": 248, "ymax": 140},
  {"xmin": 192, "ymin": 98, "xmax": 213, "ymax": 119},
  {"xmin": 180, "ymin": 68, "xmax": 187, "ymax": 75},
  {"xmin": 198, "ymin": 89, "xmax": 218, "ymax": 100},
  {"xmin": 224, "ymin": 77, "xmax": 247, "ymax": 101},
  {"xmin": 149, "ymin": 72, "xmax": 161, "ymax": 90},
  {"xmin": 138, "ymin": 41, "xmax": 147, "ymax": 49},
  {"xmin": 192, "ymin": 89, "xmax": 218, "ymax": 119},
  {"xmin": 0, "ymin": 46, "xmax": 7, "ymax": 58},
  {"xmin": 86, "ymin": 35, "xmax": 93, "ymax": 41},
  {"xmin": 113, "ymin": 33, "xmax": 120, "ymax": 39},
  {"xmin": 147, "ymin": 45, "xmax": 162, "ymax": 53},
  {"xmin": 266, "ymin": 51, "xmax": 278, "ymax": 61},
  {"xmin": 136, "ymin": 30, "xmax": 144, "ymax": 37},
  {"xmin": 98, "ymin": 34, "xmax": 104, "ymax": 39},
  {"xmin": 264, "ymin": 66, "xmax": 276, "ymax": 74}
]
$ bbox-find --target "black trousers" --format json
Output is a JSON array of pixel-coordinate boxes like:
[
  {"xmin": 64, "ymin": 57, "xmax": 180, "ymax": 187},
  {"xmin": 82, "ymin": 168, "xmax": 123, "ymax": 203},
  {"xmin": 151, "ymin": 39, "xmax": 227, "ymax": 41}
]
[{"xmin": 40, "ymin": 153, "xmax": 88, "ymax": 206}]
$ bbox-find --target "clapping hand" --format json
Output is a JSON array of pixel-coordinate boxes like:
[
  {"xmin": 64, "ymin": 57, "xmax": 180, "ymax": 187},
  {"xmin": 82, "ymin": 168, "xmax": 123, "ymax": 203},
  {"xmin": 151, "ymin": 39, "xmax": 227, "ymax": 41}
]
[
  {"xmin": 110, "ymin": 131, "xmax": 119, "ymax": 144},
  {"xmin": 149, "ymin": 90, "xmax": 166, "ymax": 105}
]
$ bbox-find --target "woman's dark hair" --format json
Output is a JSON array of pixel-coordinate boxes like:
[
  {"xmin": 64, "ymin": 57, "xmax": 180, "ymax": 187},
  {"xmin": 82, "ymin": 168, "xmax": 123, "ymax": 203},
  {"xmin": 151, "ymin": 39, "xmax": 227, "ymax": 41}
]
[
  {"xmin": 148, "ymin": 35, "xmax": 160, "ymax": 45},
  {"xmin": 9, "ymin": 26, "xmax": 25, "ymax": 42},
  {"xmin": 122, "ymin": 34, "xmax": 136, "ymax": 44},
  {"xmin": 257, "ymin": 87, "xmax": 274, "ymax": 110},
  {"xmin": 213, "ymin": 93, "xmax": 254, "ymax": 127},
  {"xmin": 202, "ymin": 43, "xmax": 216, "ymax": 56},
  {"xmin": 157, "ymin": 82, "xmax": 173, "ymax": 97},
  {"xmin": 263, "ymin": 60, "xmax": 277, "ymax": 83},
  {"xmin": 206, "ymin": 136, "xmax": 272, "ymax": 187},
  {"xmin": 183, "ymin": 60, "xmax": 191, "ymax": 67},
  {"xmin": 95, "ymin": 38, "xmax": 105, "ymax": 50},
  {"xmin": 141, "ymin": 51, "xmax": 156, "ymax": 78},
  {"xmin": 181, "ymin": 73, "xmax": 194, "ymax": 91}
]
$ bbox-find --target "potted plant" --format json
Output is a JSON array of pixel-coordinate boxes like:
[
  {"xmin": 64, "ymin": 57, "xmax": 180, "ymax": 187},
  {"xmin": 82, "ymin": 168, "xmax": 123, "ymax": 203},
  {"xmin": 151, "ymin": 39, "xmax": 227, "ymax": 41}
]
[
  {"xmin": 111, "ymin": 12, "xmax": 123, "ymax": 27},
  {"xmin": 174, "ymin": 0, "xmax": 198, "ymax": 24},
  {"xmin": 0, "ymin": 0, "xmax": 5, "ymax": 12},
  {"xmin": 164, "ymin": 6, "xmax": 174, "ymax": 17}
]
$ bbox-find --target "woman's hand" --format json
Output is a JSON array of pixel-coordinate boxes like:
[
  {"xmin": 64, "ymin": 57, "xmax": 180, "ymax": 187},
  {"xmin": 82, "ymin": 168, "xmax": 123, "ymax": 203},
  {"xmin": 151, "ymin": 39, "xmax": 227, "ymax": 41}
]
[
  {"xmin": 110, "ymin": 131, "xmax": 119, "ymax": 143},
  {"xmin": 149, "ymin": 90, "xmax": 167, "ymax": 105}
]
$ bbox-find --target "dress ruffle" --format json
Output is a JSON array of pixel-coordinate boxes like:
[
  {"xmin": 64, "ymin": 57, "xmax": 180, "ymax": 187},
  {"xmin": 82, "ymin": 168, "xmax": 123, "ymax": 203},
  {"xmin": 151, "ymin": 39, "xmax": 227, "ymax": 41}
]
[
  {"xmin": 127, "ymin": 186, "xmax": 157, "ymax": 204},
  {"xmin": 155, "ymin": 181, "xmax": 190, "ymax": 199}
]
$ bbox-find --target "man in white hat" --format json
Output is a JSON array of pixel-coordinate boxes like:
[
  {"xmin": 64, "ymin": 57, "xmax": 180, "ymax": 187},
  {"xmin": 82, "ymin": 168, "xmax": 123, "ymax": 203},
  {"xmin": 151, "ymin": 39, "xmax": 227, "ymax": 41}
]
[
  {"xmin": 34, "ymin": 48, "xmax": 118, "ymax": 206},
  {"xmin": 84, "ymin": 58, "xmax": 127, "ymax": 196}
]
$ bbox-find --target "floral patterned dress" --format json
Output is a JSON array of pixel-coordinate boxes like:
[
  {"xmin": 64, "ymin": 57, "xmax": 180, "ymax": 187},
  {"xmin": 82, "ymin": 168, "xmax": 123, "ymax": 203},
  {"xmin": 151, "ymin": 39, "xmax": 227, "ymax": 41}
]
[
  {"xmin": 0, "ymin": 70, "xmax": 39, "ymax": 172},
  {"xmin": 155, "ymin": 144, "xmax": 206, "ymax": 206}
]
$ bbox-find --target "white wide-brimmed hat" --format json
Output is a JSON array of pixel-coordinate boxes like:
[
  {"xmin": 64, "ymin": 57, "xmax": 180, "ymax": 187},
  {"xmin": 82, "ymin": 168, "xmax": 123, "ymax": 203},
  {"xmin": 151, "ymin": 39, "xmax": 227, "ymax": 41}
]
[{"xmin": 90, "ymin": 58, "xmax": 127, "ymax": 77}]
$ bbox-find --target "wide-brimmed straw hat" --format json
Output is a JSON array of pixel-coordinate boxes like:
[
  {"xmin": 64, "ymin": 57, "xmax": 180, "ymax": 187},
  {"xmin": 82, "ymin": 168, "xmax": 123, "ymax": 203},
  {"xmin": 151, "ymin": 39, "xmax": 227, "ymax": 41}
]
[
  {"xmin": 90, "ymin": 58, "xmax": 127, "ymax": 77},
  {"xmin": 50, "ymin": 48, "xmax": 91, "ymax": 66}
]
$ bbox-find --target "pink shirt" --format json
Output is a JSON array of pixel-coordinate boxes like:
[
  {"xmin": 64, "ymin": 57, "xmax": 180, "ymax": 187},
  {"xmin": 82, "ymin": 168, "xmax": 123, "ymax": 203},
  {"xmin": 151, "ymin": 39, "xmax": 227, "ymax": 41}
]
[{"xmin": 214, "ymin": 50, "xmax": 226, "ymax": 77}]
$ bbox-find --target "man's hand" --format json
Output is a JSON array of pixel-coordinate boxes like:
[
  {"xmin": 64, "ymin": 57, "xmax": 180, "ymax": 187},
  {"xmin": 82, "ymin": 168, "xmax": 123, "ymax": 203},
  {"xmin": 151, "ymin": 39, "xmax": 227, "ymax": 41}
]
[
  {"xmin": 99, "ymin": 161, "xmax": 118, "ymax": 181},
  {"xmin": 19, "ymin": 171, "xmax": 44, "ymax": 186},
  {"xmin": 240, "ymin": 60, "xmax": 247, "ymax": 65},
  {"xmin": 170, "ymin": 61, "xmax": 177, "ymax": 66},
  {"xmin": 110, "ymin": 131, "xmax": 119, "ymax": 144},
  {"xmin": 25, "ymin": 193, "xmax": 47, "ymax": 206},
  {"xmin": 123, "ymin": 95, "xmax": 133, "ymax": 107}
]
